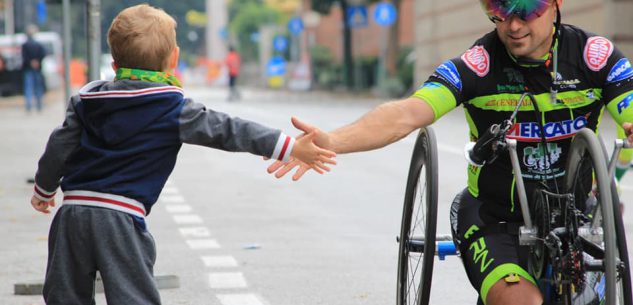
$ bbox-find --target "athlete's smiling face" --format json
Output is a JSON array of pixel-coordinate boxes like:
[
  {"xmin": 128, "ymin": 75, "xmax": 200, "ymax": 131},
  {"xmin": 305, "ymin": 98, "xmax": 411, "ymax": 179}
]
[{"xmin": 494, "ymin": 0, "xmax": 563, "ymax": 60}]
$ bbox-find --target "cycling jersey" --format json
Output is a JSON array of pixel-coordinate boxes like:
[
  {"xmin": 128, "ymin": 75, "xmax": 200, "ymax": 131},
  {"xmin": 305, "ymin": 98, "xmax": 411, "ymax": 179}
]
[{"xmin": 413, "ymin": 24, "xmax": 633, "ymax": 215}]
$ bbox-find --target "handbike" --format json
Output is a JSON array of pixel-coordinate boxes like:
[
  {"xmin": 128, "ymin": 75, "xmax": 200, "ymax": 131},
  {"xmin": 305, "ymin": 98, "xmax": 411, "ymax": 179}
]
[{"xmin": 396, "ymin": 92, "xmax": 632, "ymax": 305}]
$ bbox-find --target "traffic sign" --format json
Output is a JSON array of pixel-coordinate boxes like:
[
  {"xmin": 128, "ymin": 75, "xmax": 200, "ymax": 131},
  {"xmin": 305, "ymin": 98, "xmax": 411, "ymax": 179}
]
[
  {"xmin": 37, "ymin": 0, "xmax": 47, "ymax": 25},
  {"xmin": 273, "ymin": 36, "xmax": 288, "ymax": 52},
  {"xmin": 374, "ymin": 2, "xmax": 397, "ymax": 27},
  {"xmin": 346, "ymin": 5, "xmax": 368, "ymax": 28},
  {"xmin": 288, "ymin": 17, "xmax": 304, "ymax": 36},
  {"xmin": 267, "ymin": 56, "xmax": 286, "ymax": 76}
]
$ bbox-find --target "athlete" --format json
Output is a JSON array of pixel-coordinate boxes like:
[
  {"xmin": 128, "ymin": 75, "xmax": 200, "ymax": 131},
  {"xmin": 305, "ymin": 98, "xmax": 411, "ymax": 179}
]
[{"xmin": 268, "ymin": 0, "xmax": 633, "ymax": 304}]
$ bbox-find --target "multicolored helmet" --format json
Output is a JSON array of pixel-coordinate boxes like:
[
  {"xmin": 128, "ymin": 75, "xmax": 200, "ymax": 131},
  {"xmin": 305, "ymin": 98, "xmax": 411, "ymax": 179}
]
[{"xmin": 479, "ymin": 0, "xmax": 554, "ymax": 22}]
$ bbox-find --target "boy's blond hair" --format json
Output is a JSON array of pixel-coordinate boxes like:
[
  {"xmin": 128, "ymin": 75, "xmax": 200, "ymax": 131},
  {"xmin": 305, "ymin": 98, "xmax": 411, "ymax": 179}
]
[{"xmin": 108, "ymin": 4, "xmax": 177, "ymax": 72}]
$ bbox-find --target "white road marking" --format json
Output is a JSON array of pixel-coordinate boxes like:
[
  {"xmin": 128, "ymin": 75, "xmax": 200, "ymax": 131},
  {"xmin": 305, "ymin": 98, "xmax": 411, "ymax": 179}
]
[
  {"xmin": 173, "ymin": 214, "xmax": 203, "ymax": 224},
  {"xmin": 201, "ymin": 256, "xmax": 239, "ymax": 268},
  {"xmin": 165, "ymin": 204, "xmax": 193, "ymax": 213},
  {"xmin": 216, "ymin": 294, "xmax": 263, "ymax": 305},
  {"xmin": 161, "ymin": 187, "xmax": 180, "ymax": 195},
  {"xmin": 160, "ymin": 195, "xmax": 186, "ymax": 203},
  {"xmin": 179, "ymin": 227, "xmax": 211, "ymax": 238},
  {"xmin": 208, "ymin": 272, "xmax": 247, "ymax": 289},
  {"xmin": 186, "ymin": 239, "xmax": 221, "ymax": 249}
]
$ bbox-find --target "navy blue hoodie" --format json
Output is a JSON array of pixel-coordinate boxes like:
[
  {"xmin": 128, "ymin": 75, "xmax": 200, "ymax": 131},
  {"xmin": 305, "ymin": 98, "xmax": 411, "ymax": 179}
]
[{"xmin": 34, "ymin": 80, "xmax": 294, "ymax": 216}]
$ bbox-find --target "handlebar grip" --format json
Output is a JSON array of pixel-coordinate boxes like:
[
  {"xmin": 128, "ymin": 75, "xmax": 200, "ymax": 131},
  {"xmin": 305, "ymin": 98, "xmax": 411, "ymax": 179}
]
[{"xmin": 469, "ymin": 124, "xmax": 501, "ymax": 166}]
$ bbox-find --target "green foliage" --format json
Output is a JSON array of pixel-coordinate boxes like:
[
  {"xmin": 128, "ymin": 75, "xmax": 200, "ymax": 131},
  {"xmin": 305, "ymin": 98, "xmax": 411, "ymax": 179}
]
[
  {"xmin": 45, "ymin": 1, "xmax": 207, "ymax": 60},
  {"xmin": 100, "ymin": 1, "xmax": 206, "ymax": 58},
  {"xmin": 310, "ymin": 45, "xmax": 341, "ymax": 88},
  {"xmin": 228, "ymin": 1, "xmax": 281, "ymax": 61},
  {"xmin": 396, "ymin": 45, "xmax": 415, "ymax": 94}
]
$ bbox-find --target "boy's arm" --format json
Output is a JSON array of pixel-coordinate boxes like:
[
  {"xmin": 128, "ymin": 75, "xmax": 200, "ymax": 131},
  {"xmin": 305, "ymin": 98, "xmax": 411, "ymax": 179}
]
[
  {"xmin": 178, "ymin": 99, "xmax": 296, "ymax": 162},
  {"xmin": 33, "ymin": 97, "xmax": 83, "ymax": 203}
]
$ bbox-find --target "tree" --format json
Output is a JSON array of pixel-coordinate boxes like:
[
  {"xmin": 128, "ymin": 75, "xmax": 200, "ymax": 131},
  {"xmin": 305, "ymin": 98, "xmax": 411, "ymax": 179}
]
[
  {"xmin": 311, "ymin": 0, "xmax": 354, "ymax": 89},
  {"xmin": 228, "ymin": 0, "xmax": 281, "ymax": 61}
]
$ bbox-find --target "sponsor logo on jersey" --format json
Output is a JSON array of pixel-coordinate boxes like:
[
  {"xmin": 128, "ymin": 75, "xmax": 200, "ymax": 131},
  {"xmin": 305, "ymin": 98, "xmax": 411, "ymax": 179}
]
[
  {"xmin": 461, "ymin": 46, "xmax": 490, "ymax": 77},
  {"xmin": 617, "ymin": 93, "xmax": 632, "ymax": 114},
  {"xmin": 606, "ymin": 58, "xmax": 633, "ymax": 83},
  {"xmin": 435, "ymin": 60, "xmax": 462, "ymax": 91},
  {"xmin": 553, "ymin": 72, "xmax": 581, "ymax": 89},
  {"xmin": 523, "ymin": 143, "xmax": 562, "ymax": 172},
  {"xmin": 507, "ymin": 116, "xmax": 588, "ymax": 142},
  {"xmin": 586, "ymin": 90, "xmax": 597, "ymax": 101},
  {"xmin": 420, "ymin": 82, "xmax": 442, "ymax": 90},
  {"xmin": 584, "ymin": 36, "xmax": 613, "ymax": 72}
]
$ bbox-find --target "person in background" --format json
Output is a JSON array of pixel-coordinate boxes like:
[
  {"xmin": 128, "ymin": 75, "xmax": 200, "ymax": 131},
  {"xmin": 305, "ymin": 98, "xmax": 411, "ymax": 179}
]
[
  {"xmin": 225, "ymin": 45, "xmax": 241, "ymax": 101},
  {"xmin": 22, "ymin": 24, "xmax": 46, "ymax": 112}
]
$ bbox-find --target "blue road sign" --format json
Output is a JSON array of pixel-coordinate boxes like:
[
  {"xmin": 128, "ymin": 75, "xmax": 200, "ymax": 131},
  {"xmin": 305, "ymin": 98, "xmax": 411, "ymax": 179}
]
[
  {"xmin": 374, "ymin": 2, "xmax": 397, "ymax": 27},
  {"xmin": 37, "ymin": 0, "xmax": 47, "ymax": 25},
  {"xmin": 288, "ymin": 17, "xmax": 304, "ymax": 36},
  {"xmin": 273, "ymin": 36, "xmax": 288, "ymax": 52},
  {"xmin": 267, "ymin": 56, "xmax": 286, "ymax": 76},
  {"xmin": 346, "ymin": 5, "xmax": 368, "ymax": 28}
]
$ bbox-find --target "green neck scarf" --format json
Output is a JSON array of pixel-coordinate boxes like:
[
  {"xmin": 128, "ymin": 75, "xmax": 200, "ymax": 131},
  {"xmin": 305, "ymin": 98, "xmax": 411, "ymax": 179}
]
[{"xmin": 115, "ymin": 68, "xmax": 182, "ymax": 88}]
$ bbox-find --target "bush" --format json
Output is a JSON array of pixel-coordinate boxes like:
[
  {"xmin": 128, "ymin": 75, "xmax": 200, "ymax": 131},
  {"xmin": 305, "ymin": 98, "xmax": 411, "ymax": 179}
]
[{"xmin": 310, "ymin": 45, "xmax": 342, "ymax": 89}]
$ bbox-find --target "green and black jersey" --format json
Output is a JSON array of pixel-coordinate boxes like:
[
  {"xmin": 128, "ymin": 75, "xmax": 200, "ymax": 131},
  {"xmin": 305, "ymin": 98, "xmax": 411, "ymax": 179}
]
[{"xmin": 413, "ymin": 24, "xmax": 633, "ymax": 217}]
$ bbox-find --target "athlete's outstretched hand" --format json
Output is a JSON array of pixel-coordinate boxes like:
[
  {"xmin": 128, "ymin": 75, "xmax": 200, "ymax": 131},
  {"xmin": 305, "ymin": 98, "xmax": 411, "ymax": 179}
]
[{"xmin": 268, "ymin": 117, "xmax": 333, "ymax": 181}]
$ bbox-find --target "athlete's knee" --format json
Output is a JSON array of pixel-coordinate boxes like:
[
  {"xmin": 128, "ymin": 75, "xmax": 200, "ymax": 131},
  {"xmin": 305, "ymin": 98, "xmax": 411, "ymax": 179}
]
[{"xmin": 486, "ymin": 278, "xmax": 542, "ymax": 305}]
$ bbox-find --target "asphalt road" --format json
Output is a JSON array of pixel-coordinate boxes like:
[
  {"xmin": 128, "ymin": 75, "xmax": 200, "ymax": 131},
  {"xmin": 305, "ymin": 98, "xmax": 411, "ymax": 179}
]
[{"xmin": 0, "ymin": 86, "xmax": 630, "ymax": 305}]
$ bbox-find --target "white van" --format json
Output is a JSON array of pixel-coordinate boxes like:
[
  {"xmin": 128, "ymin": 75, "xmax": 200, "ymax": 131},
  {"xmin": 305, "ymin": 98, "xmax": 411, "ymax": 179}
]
[{"xmin": 0, "ymin": 31, "xmax": 63, "ymax": 92}]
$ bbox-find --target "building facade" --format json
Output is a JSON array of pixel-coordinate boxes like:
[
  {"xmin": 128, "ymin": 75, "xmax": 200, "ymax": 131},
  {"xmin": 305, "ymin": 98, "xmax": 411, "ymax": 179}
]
[{"xmin": 313, "ymin": 0, "xmax": 415, "ymax": 61}]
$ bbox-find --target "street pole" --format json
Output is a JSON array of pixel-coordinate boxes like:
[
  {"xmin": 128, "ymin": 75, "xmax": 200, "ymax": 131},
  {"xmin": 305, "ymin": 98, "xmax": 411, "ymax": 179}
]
[
  {"xmin": 340, "ymin": 0, "xmax": 354, "ymax": 89},
  {"xmin": 86, "ymin": 0, "xmax": 100, "ymax": 81},
  {"xmin": 4, "ymin": 0, "xmax": 14, "ymax": 35},
  {"xmin": 62, "ymin": 0, "xmax": 71, "ymax": 103},
  {"xmin": 205, "ymin": 0, "xmax": 227, "ymax": 61}
]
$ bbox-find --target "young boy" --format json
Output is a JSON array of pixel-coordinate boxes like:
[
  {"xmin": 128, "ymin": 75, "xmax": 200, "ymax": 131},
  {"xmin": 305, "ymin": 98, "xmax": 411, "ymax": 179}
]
[{"xmin": 30, "ymin": 4, "xmax": 335, "ymax": 305}]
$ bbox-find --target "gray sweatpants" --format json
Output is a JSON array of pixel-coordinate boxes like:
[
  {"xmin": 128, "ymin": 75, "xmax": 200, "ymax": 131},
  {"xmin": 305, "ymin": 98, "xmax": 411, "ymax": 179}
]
[{"xmin": 43, "ymin": 205, "xmax": 160, "ymax": 305}]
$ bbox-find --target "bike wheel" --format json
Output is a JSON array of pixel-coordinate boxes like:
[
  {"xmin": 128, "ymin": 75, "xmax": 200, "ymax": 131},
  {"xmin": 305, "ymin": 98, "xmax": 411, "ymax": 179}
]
[
  {"xmin": 564, "ymin": 128, "xmax": 626, "ymax": 305},
  {"xmin": 396, "ymin": 128, "xmax": 438, "ymax": 305},
  {"xmin": 599, "ymin": 135, "xmax": 633, "ymax": 305}
]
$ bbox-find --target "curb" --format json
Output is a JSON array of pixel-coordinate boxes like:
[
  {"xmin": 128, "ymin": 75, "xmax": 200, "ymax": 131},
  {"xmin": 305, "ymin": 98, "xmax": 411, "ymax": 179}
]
[{"xmin": 14, "ymin": 274, "xmax": 180, "ymax": 296}]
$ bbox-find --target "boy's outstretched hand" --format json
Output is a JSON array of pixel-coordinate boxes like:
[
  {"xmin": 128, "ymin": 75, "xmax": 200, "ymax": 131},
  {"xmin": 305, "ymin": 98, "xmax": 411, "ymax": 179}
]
[
  {"xmin": 269, "ymin": 117, "xmax": 333, "ymax": 181},
  {"xmin": 31, "ymin": 196, "xmax": 56, "ymax": 214},
  {"xmin": 289, "ymin": 128, "xmax": 337, "ymax": 175}
]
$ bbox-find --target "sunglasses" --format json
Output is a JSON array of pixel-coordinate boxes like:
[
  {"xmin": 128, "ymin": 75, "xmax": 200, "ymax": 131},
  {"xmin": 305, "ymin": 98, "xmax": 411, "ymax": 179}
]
[{"xmin": 480, "ymin": 0, "xmax": 554, "ymax": 22}]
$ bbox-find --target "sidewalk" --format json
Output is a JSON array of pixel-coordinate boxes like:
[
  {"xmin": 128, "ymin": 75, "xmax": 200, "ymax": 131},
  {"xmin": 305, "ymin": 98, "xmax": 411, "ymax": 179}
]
[{"xmin": 0, "ymin": 89, "xmax": 70, "ymax": 305}]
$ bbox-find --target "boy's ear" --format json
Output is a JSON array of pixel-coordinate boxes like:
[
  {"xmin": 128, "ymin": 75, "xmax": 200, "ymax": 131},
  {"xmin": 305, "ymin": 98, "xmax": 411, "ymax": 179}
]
[
  {"xmin": 169, "ymin": 47, "xmax": 180, "ymax": 72},
  {"xmin": 111, "ymin": 61, "xmax": 118, "ymax": 72}
]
